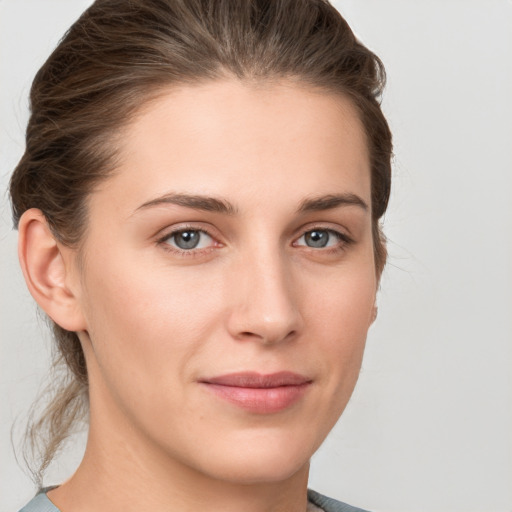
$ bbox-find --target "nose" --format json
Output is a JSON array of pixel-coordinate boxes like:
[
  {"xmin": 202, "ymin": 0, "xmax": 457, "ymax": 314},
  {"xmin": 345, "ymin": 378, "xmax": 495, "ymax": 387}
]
[{"xmin": 226, "ymin": 248, "xmax": 303, "ymax": 345}]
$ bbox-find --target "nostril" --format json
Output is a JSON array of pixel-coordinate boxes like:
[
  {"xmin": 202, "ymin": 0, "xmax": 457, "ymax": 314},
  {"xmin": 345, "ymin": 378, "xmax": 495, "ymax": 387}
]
[
  {"xmin": 239, "ymin": 331, "xmax": 258, "ymax": 338},
  {"xmin": 236, "ymin": 328, "xmax": 298, "ymax": 345}
]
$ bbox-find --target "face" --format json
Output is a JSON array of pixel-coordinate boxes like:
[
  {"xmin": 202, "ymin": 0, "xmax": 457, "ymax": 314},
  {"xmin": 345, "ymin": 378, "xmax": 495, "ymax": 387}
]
[{"xmin": 73, "ymin": 79, "xmax": 377, "ymax": 484}]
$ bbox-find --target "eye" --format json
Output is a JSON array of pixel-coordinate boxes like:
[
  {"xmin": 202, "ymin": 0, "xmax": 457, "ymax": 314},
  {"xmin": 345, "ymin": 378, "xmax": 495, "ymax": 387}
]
[
  {"xmin": 162, "ymin": 229, "xmax": 214, "ymax": 251},
  {"xmin": 295, "ymin": 228, "xmax": 349, "ymax": 249}
]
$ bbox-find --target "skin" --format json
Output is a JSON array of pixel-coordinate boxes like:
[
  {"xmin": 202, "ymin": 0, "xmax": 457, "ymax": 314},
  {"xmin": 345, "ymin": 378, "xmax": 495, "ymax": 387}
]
[{"xmin": 19, "ymin": 79, "xmax": 378, "ymax": 512}]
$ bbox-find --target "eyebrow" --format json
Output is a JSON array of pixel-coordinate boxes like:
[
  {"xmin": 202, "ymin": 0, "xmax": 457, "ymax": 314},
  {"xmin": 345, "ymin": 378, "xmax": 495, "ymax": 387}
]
[
  {"xmin": 296, "ymin": 193, "xmax": 368, "ymax": 213},
  {"xmin": 136, "ymin": 193, "xmax": 238, "ymax": 215},
  {"xmin": 135, "ymin": 192, "xmax": 368, "ymax": 216}
]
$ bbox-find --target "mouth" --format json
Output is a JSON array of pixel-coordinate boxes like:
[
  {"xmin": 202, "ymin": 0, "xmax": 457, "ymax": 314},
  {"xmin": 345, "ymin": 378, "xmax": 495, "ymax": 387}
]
[{"xmin": 199, "ymin": 372, "xmax": 312, "ymax": 414}]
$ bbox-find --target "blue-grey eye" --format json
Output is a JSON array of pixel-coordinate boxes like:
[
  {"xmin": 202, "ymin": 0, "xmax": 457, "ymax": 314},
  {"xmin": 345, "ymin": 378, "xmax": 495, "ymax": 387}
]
[
  {"xmin": 296, "ymin": 229, "xmax": 342, "ymax": 249},
  {"xmin": 168, "ymin": 229, "xmax": 213, "ymax": 250},
  {"xmin": 305, "ymin": 230, "xmax": 330, "ymax": 248}
]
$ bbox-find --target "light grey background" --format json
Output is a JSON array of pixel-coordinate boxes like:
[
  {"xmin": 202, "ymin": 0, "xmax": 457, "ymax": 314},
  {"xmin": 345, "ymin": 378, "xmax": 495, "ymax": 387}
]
[{"xmin": 1, "ymin": 1, "xmax": 511, "ymax": 511}]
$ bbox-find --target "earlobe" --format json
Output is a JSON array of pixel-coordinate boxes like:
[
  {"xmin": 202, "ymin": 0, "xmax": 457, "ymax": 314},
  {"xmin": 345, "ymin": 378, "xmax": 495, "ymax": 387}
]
[
  {"xmin": 368, "ymin": 304, "xmax": 378, "ymax": 326},
  {"xmin": 371, "ymin": 305, "xmax": 378, "ymax": 324},
  {"xmin": 18, "ymin": 208, "xmax": 86, "ymax": 332}
]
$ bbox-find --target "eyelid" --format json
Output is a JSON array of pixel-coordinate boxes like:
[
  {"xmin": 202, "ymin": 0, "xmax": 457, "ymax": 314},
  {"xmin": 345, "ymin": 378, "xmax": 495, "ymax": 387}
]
[
  {"xmin": 155, "ymin": 221, "xmax": 218, "ymax": 240},
  {"xmin": 292, "ymin": 222, "xmax": 354, "ymax": 243}
]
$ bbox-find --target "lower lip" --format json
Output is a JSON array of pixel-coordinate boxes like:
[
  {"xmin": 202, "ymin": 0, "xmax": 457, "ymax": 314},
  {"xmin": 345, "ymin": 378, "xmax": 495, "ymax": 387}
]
[{"xmin": 201, "ymin": 383, "xmax": 311, "ymax": 414}]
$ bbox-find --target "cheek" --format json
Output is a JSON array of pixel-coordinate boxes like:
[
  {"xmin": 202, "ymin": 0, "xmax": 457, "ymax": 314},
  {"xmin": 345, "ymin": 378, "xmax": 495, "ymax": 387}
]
[
  {"xmin": 307, "ymin": 260, "xmax": 376, "ymax": 336},
  {"xmin": 80, "ymin": 252, "xmax": 222, "ymax": 385},
  {"xmin": 305, "ymin": 266, "xmax": 376, "ymax": 394}
]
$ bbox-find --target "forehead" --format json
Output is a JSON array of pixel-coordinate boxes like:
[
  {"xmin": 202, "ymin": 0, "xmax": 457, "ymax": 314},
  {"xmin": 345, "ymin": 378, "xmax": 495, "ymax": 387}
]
[{"xmin": 92, "ymin": 79, "xmax": 371, "ymax": 216}]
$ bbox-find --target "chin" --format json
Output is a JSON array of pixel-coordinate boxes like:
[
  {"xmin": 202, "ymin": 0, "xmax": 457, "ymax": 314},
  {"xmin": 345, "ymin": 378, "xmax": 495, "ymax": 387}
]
[
  {"xmin": 187, "ymin": 430, "xmax": 317, "ymax": 485},
  {"xmin": 204, "ymin": 455, "xmax": 309, "ymax": 485}
]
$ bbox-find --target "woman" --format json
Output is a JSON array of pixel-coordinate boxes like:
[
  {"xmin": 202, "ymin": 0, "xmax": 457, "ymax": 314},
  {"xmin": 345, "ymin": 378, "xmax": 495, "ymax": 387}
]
[{"xmin": 10, "ymin": 0, "xmax": 392, "ymax": 511}]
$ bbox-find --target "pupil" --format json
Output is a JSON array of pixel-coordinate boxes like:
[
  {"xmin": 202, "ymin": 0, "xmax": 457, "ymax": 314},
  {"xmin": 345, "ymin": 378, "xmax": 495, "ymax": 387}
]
[
  {"xmin": 305, "ymin": 230, "xmax": 329, "ymax": 248},
  {"xmin": 175, "ymin": 230, "xmax": 200, "ymax": 249}
]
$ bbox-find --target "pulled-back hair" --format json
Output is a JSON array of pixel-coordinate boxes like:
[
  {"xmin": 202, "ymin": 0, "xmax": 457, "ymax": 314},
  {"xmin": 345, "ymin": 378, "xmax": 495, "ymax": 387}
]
[{"xmin": 9, "ymin": 0, "xmax": 392, "ymax": 484}]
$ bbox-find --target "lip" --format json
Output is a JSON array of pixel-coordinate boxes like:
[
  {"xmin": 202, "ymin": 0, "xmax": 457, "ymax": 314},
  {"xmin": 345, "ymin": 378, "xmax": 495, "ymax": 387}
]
[{"xmin": 199, "ymin": 372, "xmax": 312, "ymax": 414}]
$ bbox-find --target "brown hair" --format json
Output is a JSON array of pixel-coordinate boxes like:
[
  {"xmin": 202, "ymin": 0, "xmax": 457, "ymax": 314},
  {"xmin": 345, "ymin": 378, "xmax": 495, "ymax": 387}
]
[{"xmin": 9, "ymin": 0, "xmax": 392, "ymax": 483}]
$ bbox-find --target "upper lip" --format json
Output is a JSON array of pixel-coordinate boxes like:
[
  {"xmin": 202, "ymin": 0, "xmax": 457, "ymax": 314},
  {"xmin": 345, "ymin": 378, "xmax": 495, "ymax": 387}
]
[{"xmin": 200, "ymin": 371, "xmax": 312, "ymax": 388}]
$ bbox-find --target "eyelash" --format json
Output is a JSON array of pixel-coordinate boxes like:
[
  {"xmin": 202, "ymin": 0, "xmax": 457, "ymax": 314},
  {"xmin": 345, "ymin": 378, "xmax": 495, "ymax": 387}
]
[{"xmin": 156, "ymin": 225, "xmax": 354, "ymax": 258}]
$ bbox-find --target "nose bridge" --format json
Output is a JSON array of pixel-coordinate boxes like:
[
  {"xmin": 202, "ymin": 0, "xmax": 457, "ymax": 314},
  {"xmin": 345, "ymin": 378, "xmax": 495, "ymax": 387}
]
[{"xmin": 227, "ymin": 239, "xmax": 302, "ymax": 344}]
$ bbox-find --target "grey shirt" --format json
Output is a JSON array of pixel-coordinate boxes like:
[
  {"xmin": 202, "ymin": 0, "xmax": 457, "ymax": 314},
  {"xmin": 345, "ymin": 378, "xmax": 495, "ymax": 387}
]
[{"xmin": 19, "ymin": 488, "xmax": 370, "ymax": 512}]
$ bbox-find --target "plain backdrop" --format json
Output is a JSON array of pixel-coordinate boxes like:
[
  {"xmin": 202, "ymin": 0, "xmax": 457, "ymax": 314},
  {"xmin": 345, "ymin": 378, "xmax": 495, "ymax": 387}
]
[{"xmin": 1, "ymin": 1, "xmax": 511, "ymax": 511}]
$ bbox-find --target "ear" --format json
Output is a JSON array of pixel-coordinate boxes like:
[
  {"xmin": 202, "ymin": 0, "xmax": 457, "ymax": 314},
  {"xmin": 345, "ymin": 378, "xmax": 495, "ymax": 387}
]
[
  {"xmin": 370, "ymin": 305, "xmax": 378, "ymax": 324},
  {"xmin": 18, "ymin": 208, "xmax": 87, "ymax": 332}
]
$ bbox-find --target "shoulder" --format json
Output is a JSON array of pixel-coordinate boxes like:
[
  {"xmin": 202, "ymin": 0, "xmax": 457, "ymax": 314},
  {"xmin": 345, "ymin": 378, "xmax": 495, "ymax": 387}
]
[
  {"xmin": 18, "ymin": 488, "xmax": 60, "ymax": 512},
  {"xmin": 308, "ymin": 489, "xmax": 372, "ymax": 512}
]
